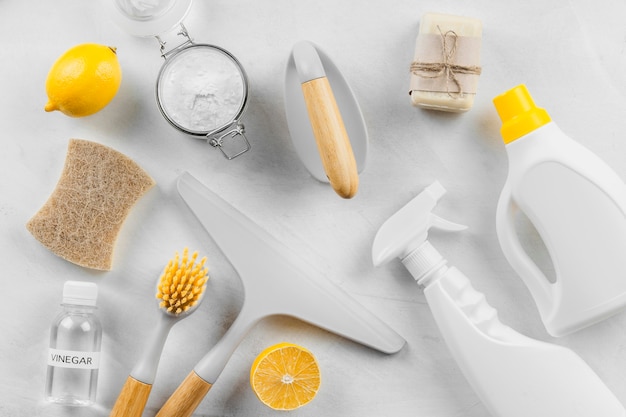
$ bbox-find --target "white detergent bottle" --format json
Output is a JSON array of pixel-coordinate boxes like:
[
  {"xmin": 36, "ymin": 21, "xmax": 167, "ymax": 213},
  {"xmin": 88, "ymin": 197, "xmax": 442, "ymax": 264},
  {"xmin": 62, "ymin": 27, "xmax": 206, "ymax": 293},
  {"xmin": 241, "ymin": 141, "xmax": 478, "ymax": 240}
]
[
  {"xmin": 372, "ymin": 182, "xmax": 625, "ymax": 417},
  {"xmin": 494, "ymin": 84, "xmax": 626, "ymax": 336}
]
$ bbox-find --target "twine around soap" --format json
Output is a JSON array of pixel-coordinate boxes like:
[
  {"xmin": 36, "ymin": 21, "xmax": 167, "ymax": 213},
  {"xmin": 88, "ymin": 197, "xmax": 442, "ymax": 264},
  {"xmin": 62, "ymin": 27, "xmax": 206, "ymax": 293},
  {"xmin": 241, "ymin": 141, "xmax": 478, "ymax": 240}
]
[{"xmin": 410, "ymin": 27, "xmax": 482, "ymax": 98}]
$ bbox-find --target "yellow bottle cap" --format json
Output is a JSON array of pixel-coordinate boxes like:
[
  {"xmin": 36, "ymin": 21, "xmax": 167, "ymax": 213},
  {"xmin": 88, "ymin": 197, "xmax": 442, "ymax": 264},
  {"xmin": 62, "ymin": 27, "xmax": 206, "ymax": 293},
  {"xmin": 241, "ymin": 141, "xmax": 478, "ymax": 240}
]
[{"xmin": 493, "ymin": 84, "xmax": 551, "ymax": 144}]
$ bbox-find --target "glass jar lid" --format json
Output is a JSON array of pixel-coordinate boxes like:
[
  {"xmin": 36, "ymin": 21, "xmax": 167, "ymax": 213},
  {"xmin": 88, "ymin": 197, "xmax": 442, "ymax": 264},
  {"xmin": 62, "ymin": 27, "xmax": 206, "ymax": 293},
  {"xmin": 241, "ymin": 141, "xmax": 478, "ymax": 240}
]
[{"xmin": 104, "ymin": 0, "xmax": 193, "ymax": 37}]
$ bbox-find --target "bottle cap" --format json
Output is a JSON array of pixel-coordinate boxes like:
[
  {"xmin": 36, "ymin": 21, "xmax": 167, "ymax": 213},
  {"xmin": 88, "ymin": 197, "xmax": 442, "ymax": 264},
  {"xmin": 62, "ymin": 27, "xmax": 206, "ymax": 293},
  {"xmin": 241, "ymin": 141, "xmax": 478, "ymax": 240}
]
[
  {"xmin": 493, "ymin": 84, "xmax": 551, "ymax": 144},
  {"xmin": 62, "ymin": 281, "xmax": 98, "ymax": 306}
]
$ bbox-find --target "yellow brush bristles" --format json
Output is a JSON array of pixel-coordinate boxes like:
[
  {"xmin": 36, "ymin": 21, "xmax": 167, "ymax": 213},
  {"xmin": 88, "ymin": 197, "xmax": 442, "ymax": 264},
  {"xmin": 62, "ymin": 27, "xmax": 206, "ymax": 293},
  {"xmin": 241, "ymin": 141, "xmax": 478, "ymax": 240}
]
[{"xmin": 156, "ymin": 248, "xmax": 209, "ymax": 315}]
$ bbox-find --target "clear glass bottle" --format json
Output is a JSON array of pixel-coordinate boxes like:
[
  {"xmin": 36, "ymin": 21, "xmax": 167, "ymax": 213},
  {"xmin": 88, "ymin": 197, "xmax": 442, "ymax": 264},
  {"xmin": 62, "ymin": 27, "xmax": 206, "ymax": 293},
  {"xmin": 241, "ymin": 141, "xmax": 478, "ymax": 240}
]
[{"xmin": 45, "ymin": 281, "xmax": 102, "ymax": 406}]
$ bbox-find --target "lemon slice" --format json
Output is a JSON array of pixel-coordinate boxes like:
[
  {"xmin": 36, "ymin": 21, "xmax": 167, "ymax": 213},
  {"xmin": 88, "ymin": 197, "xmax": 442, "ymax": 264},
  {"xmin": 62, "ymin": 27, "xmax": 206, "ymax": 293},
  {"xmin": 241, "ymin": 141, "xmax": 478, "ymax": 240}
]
[{"xmin": 250, "ymin": 342, "xmax": 321, "ymax": 410}]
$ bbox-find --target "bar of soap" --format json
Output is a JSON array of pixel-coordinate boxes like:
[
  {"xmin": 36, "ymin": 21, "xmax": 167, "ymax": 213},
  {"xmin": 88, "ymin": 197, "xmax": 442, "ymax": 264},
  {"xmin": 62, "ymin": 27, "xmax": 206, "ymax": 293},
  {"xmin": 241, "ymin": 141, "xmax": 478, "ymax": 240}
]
[{"xmin": 409, "ymin": 13, "xmax": 482, "ymax": 112}]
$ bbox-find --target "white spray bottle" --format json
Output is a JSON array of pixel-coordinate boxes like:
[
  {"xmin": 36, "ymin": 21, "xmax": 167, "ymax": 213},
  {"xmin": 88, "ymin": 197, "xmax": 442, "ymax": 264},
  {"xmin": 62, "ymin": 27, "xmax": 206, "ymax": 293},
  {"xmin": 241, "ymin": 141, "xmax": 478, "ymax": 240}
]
[
  {"xmin": 494, "ymin": 84, "xmax": 626, "ymax": 336},
  {"xmin": 372, "ymin": 181, "xmax": 625, "ymax": 417}
]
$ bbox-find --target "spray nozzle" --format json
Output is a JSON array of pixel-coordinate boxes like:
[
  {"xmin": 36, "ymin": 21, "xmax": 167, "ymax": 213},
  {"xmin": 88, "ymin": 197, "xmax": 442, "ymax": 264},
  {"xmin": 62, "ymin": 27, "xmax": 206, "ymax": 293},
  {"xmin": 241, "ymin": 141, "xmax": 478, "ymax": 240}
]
[{"xmin": 372, "ymin": 181, "xmax": 466, "ymax": 267}]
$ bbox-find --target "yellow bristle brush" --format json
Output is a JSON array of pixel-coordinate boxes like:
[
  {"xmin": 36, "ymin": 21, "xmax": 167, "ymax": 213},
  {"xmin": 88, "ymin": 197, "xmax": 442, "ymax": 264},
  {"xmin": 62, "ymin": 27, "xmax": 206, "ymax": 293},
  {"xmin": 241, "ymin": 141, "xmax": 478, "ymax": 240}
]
[{"xmin": 110, "ymin": 248, "xmax": 209, "ymax": 417}]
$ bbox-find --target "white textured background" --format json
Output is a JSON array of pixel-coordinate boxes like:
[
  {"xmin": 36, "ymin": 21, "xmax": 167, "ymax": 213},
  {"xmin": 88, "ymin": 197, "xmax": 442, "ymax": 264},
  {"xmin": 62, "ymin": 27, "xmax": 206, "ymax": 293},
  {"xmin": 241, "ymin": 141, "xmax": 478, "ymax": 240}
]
[{"xmin": 2, "ymin": 0, "xmax": 626, "ymax": 416}]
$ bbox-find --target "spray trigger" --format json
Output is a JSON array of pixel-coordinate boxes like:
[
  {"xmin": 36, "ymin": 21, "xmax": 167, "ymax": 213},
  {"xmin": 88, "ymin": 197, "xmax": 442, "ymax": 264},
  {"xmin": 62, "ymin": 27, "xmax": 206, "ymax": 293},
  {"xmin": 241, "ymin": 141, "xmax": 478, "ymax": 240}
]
[
  {"xmin": 372, "ymin": 181, "xmax": 466, "ymax": 266},
  {"xmin": 430, "ymin": 213, "xmax": 467, "ymax": 233}
]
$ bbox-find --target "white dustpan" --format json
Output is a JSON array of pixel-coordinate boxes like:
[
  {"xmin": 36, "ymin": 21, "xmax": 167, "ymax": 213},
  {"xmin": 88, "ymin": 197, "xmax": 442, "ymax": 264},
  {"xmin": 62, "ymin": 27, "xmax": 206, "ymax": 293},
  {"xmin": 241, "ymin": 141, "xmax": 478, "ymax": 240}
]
[
  {"xmin": 178, "ymin": 171, "xmax": 404, "ymax": 359},
  {"xmin": 154, "ymin": 171, "xmax": 405, "ymax": 417},
  {"xmin": 285, "ymin": 41, "xmax": 368, "ymax": 194}
]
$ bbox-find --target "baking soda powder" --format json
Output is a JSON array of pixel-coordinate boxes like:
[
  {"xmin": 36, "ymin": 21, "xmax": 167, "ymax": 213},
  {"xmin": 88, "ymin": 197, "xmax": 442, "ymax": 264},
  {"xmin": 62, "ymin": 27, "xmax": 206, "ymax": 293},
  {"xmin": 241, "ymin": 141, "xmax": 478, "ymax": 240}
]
[{"xmin": 158, "ymin": 46, "xmax": 245, "ymax": 133}]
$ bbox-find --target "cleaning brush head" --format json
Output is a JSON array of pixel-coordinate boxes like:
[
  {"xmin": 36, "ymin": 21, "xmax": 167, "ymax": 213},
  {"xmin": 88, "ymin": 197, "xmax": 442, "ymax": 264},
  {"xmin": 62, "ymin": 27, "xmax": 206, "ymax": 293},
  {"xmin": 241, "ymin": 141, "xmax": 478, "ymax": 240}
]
[{"xmin": 156, "ymin": 248, "xmax": 209, "ymax": 315}]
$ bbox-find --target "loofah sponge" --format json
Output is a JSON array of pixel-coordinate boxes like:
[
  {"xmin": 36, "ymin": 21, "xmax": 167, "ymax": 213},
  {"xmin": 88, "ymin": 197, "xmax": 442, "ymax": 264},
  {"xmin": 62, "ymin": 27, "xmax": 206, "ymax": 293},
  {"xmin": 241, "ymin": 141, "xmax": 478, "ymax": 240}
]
[{"xmin": 26, "ymin": 139, "xmax": 156, "ymax": 270}]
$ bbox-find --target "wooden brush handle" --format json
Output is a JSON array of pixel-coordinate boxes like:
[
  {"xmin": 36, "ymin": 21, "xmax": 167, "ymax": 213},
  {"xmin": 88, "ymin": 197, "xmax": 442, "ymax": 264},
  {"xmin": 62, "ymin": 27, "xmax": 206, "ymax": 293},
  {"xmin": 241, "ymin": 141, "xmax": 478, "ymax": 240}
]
[
  {"xmin": 301, "ymin": 77, "xmax": 359, "ymax": 199},
  {"xmin": 109, "ymin": 376, "xmax": 152, "ymax": 417},
  {"xmin": 155, "ymin": 371, "xmax": 213, "ymax": 417}
]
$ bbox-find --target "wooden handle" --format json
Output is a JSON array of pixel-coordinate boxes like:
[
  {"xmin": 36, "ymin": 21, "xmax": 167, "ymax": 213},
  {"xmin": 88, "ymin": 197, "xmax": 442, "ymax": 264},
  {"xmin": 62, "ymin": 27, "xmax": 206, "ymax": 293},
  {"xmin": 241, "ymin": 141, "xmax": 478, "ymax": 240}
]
[
  {"xmin": 155, "ymin": 371, "xmax": 213, "ymax": 417},
  {"xmin": 109, "ymin": 376, "xmax": 152, "ymax": 417},
  {"xmin": 301, "ymin": 77, "xmax": 359, "ymax": 199}
]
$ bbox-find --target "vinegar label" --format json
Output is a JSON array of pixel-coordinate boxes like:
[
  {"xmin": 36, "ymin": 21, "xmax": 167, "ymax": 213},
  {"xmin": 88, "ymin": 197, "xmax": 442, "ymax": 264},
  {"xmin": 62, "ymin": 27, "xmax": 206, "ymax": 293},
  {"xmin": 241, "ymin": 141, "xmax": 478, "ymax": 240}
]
[{"xmin": 48, "ymin": 348, "xmax": 100, "ymax": 369}]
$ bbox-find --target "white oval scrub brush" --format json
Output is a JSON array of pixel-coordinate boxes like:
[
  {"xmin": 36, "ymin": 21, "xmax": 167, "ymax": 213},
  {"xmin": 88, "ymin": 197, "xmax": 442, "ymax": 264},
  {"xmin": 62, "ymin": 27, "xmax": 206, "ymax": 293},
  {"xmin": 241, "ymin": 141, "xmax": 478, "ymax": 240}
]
[{"xmin": 110, "ymin": 248, "xmax": 209, "ymax": 417}]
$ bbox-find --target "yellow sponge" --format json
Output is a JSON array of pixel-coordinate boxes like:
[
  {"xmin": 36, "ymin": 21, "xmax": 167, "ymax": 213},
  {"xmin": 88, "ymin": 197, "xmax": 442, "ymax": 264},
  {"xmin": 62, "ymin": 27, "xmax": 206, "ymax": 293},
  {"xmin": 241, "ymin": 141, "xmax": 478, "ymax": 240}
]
[{"xmin": 27, "ymin": 139, "xmax": 156, "ymax": 270}]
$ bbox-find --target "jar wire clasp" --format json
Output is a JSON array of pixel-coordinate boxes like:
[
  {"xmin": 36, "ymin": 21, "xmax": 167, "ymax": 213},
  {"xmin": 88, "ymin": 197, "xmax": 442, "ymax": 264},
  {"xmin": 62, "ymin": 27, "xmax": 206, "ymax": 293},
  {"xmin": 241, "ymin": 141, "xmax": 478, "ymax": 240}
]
[
  {"xmin": 207, "ymin": 122, "xmax": 251, "ymax": 160},
  {"xmin": 156, "ymin": 23, "xmax": 194, "ymax": 59}
]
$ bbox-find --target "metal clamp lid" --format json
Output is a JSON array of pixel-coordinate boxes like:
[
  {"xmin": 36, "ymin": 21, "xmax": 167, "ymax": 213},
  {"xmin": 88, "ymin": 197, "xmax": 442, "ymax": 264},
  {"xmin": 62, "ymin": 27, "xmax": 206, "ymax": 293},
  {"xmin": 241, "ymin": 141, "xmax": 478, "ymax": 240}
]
[{"xmin": 105, "ymin": 0, "xmax": 193, "ymax": 38}]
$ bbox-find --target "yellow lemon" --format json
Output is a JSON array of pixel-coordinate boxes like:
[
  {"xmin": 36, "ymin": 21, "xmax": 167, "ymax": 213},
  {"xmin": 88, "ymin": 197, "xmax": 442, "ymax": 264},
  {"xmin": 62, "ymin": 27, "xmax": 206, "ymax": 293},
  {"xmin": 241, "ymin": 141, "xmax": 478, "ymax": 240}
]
[
  {"xmin": 250, "ymin": 342, "xmax": 321, "ymax": 410},
  {"xmin": 45, "ymin": 43, "xmax": 122, "ymax": 117}
]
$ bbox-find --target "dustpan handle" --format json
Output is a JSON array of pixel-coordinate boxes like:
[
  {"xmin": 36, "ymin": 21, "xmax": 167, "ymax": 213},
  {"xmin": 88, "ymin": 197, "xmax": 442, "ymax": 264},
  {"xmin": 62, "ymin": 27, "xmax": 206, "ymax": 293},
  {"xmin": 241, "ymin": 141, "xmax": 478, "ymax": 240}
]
[
  {"xmin": 155, "ymin": 307, "xmax": 261, "ymax": 417},
  {"xmin": 155, "ymin": 371, "xmax": 212, "ymax": 417}
]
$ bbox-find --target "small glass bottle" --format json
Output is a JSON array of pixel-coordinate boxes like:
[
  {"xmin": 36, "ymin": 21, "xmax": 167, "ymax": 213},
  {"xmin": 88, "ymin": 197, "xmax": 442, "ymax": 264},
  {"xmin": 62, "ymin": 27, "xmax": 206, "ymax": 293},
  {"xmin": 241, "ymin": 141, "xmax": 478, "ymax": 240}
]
[{"xmin": 45, "ymin": 281, "xmax": 102, "ymax": 406}]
